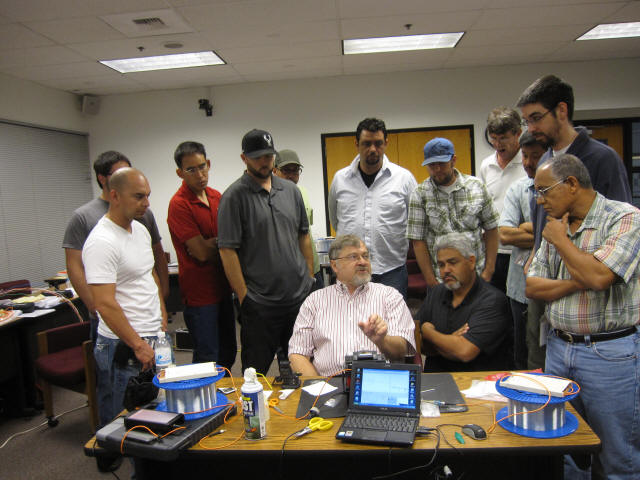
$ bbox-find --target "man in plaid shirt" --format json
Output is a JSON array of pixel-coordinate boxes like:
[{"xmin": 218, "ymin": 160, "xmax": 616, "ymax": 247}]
[
  {"xmin": 526, "ymin": 154, "xmax": 640, "ymax": 480},
  {"xmin": 407, "ymin": 137, "xmax": 499, "ymax": 289}
]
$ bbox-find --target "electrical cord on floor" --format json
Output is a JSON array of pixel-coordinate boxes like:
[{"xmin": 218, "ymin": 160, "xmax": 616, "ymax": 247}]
[
  {"xmin": 110, "ymin": 471, "xmax": 121, "ymax": 480},
  {"xmin": 371, "ymin": 428, "xmax": 441, "ymax": 480},
  {"xmin": 0, "ymin": 402, "xmax": 87, "ymax": 449}
]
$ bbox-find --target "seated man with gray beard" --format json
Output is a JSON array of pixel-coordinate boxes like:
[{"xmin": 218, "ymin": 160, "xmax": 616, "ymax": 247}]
[
  {"xmin": 288, "ymin": 234, "xmax": 416, "ymax": 377},
  {"xmin": 419, "ymin": 233, "xmax": 510, "ymax": 372}
]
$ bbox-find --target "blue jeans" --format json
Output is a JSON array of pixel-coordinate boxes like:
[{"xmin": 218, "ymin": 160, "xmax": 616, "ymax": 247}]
[
  {"xmin": 94, "ymin": 334, "xmax": 160, "ymax": 428},
  {"xmin": 372, "ymin": 264, "xmax": 408, "ymax": 299},
  {"xmin": 545, "ymin": 328, "xmax": 640, "ymax": 480},
  {"xmin": 183, "ymin": 297, "xmax": 236, "ymax": 370}
]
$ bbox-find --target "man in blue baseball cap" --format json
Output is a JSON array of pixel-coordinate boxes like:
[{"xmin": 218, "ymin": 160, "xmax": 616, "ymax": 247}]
[{"xmin": 407, "ymin": 137, "xmax": 500, "ymax": 295}]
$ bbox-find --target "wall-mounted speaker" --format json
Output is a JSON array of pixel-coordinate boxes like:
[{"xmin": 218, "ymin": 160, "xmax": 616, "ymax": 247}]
[{"xmin": 81, "ymin": 95, "xmax": 101, "ymax": 115}]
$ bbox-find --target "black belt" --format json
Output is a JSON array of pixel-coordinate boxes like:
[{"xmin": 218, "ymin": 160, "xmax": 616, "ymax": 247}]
[{"xmin": 554, "ymin": 326, "xmax": 637, "ymax": 344}]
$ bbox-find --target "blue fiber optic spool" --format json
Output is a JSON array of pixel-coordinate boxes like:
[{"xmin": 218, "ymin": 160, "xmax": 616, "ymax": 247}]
[
  {"xmin": 494, "ymin": 373, "xmax": 579, "ymax": 438},
  {"xmin": 153, "ymin": 368, "xmax": 226, "ymax": 420}
]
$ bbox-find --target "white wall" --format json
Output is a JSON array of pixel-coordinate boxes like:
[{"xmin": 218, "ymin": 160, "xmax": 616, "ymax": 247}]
[
  {"xmin": 0, "ymin": 72, "xmax": 86, "ymax": 133},
  {"xmin": 85, "ymin": 57, "xmax": 640, "ymax": 259}
]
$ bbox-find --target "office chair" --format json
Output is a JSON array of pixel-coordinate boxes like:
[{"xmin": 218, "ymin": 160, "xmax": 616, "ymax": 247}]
[{"xmin": 35, "ymin": 321, "xmax": 99, "ymax": 432}]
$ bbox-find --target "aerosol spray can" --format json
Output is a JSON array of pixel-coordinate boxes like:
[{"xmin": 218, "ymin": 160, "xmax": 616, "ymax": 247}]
[{"xmin": 241, "ymin": 367, "xmax": 267, "ymax": 440}]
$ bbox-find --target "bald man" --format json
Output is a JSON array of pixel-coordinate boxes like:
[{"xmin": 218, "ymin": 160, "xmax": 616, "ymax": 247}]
[{"xmin": 83, "ymin": 168, "xmax": 168, "ymax": 428}]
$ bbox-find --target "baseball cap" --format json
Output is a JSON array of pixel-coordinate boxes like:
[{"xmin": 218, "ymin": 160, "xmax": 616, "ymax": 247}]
[
  {"xmin": 242, "ymin": 129, "xmax": 277, "ymax": 158},
  {"xmin": 275, "ymin": 149, "xmax": 303, "ymax": 169},
  {"xmin": 422, "ymin": 138, "xmax": 454, "ymax": 166}
]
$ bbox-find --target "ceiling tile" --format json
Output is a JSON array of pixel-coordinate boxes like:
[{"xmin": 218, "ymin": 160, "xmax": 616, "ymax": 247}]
[
  {"xmin": 198, "ymin": 20, "xmax": 340, "ymax": 49},
  {"xmin": 25, "ymin": 17, "xmax": 125, "ymax": 44},
  {"xmin": 603, "ymin": 1, "xmax": 640, "ymax": 21},
  {"xmin": 67, "ymin": 33, "xmax": 213, "ymax": 60},
  {"xmin": 444, "ymin": 41, "xmax": 563, "ymax": 68},
  {"xmin": 37, "ymin": 74, "xmax": 148, "ymax": 95},
  {"xmin": 241, "ymin": 67, "xmax": 343, "ymax": 84},
  {"xmin": 1, "ymin": 61, "xmax": 117, "ymax": 81},
  {"xmin": 341, "ymin": 11, "xmax": 481, "ymax": 39},
  {"xmin": 460, "ymin": 25, "xmax": 591, "ymax": 46},
  {"xmin": 0, "ymin": 45, "xmax": 89, "ymax": 68},
  {"xmin": 126, "ymin": 63, "xmax": 240, "ymax": 86},
  {"xmin": 232, "ymin": 55, "xmax": 341, "ymax": 75},
  {"xmin": 338, "ymin": 0, "xmax": 490, "ymax": 18},
  {"xmin": 342, "ymin": 49, "xmax": 451, "ymax": 69},
  {"xmin": 547, "ymin": 37, "xmax": 640, "ymax": 62},
  {"xmin": 473, "ymin": 3, "xmax": 625, "ymax": 30},
  {"xmin": 0, "ymin": 0, "xmax": 169, "ymax": 22},
  {"xmin": 219, "ymin": 40, "xmax": 340, "ymax": 63},
  {"xmin": 0, "ymin": 23, "xmax": 54, "ymax": 49},
  {"xmin": 178, "ymin": 0, "xmax": 338, "ymax": 29}
]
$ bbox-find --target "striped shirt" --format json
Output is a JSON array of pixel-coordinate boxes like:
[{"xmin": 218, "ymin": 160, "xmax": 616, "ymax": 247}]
[
  {"xmin": 288, "ymin": 281, "xmax": 417, "ymax": 376},
  {"xmin": 406, "ymin": 169, "xmax": 499, "ymax": 277},
  {"xmin": 528, "ymin": 193, "xmax": 640, "ymax": 334}
]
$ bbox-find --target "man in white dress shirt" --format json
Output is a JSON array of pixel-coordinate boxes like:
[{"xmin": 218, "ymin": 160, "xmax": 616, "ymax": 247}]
[
  {"xmin": 328, "ymin": 118, "xmax": 417, "ymax": 298},
  {"xmin": 288, "ymin": 235, "xmax": 416, "ymax": 377},
  {"xmin": 478, "ymin": 107, "xmax": 526, "ymax": 293}
]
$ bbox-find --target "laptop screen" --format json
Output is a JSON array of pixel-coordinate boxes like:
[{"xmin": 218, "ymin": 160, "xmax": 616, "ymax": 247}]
[{"xmin": 351, "ymin": 363, "xmax": 419, "ymax": 412}]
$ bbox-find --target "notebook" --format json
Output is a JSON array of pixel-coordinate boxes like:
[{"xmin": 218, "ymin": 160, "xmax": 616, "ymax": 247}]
[{"xmin": 335, "ymin": 361, "xmax": 421, "ymax": 447}]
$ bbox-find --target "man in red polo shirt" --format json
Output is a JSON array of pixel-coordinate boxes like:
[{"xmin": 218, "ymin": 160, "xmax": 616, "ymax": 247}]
[{"xmin": 167, "ymin": 141, "xmax": 236, "ymax": 371}]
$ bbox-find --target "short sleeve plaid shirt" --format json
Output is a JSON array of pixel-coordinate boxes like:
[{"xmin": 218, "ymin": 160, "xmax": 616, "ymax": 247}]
[
  {"xmin": 529, "ymin": 193, "xmax": 640, "ymax": 334},
  {"xmin": 406, "ymin": 169, "xmax": 499, "ymax": 277}
]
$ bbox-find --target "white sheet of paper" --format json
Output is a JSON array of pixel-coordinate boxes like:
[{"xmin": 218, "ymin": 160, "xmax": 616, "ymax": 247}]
[
  {"xmin": 302, "ymin": 381, "xmax": 337, "ymax": 397},
  {"xmin": 460, "ymin": 380, "xmax": 508, "ymax": 402}
]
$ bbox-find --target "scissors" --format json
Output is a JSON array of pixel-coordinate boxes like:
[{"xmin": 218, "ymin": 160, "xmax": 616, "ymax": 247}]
[
  {"xmin": 268, "ymin": 398, "xmax": 284, "ymax": 414},
  {"xmin": 294, "ymin": 417, "xmax": 334, "ymax": 438}
]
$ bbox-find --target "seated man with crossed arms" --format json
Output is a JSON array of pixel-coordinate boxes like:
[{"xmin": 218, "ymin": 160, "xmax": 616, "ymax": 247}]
[
  {"xmin": 288, "ymin": 234, "xmax": 416, "ymax": 376},
  {"xmin": 420, "ymin": 232, "xmax": 510, "ymax": 372}
]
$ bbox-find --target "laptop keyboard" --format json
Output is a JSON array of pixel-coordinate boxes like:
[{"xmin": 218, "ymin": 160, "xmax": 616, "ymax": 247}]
[{"xmin": 343, "ymin": 414, "xmax": 417, "ymax": 432}]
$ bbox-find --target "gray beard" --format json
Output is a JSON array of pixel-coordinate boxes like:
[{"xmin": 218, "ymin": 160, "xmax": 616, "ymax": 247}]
[
  {"xmin": 443, "ymin": 280, "xmax": 461, "ymax": 291},
  {"xmin": 351, "ymin": 272, "xmax": 372, "ymax": 288}
]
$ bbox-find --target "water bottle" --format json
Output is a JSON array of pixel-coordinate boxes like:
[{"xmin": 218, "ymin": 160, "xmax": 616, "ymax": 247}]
[
  {"xmin": 241, "ymin": 368, "xmax": 267, "ymax": 440},
  {"xmin": 155, "ymin": 331, "xmax": 172, "ymax": 371}
]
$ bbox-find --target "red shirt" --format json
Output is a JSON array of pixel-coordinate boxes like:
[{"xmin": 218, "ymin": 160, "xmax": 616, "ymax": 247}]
[{"xmin": 167, "ymin": 182, "xmax": 230, "ymax": 306}]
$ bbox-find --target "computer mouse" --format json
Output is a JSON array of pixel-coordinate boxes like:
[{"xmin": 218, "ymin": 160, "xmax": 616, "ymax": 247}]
[{"xmin": 461, "ymin": 424, "xmax": 487, "ymax": 440}]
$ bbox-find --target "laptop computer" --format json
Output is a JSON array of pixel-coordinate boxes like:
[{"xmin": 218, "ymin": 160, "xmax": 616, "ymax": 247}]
[{"xmin": 335, "ymin": 361, "xmax": 421, "ymax": 447}]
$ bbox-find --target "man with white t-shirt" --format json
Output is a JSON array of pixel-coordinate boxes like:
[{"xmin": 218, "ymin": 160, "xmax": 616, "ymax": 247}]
[
  {"xmin": 83, "ymin": 168, "xmax": 167, "ymax": 428},
  {"xmin": 478, "ymin": 107, "xmax": 526, "ymax": 293}
]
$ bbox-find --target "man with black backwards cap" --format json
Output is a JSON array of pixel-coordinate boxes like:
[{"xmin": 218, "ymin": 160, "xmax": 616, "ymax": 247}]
[
  {"xmin": 407, "ymin": 138, "xmax": 499, "ymax": 290},
  {"xmin": 273, "ymin": 149, "xmax": 323, "ymax": 289},
  {"xmin": 218, "ymin": 129, "xmax": 314, "ymax": 374}
]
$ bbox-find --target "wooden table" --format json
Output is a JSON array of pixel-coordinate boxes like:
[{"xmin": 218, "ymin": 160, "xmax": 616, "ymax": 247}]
[{"xmin": 86, "ymin": 371, "xmax": 600, "ymax": 480}]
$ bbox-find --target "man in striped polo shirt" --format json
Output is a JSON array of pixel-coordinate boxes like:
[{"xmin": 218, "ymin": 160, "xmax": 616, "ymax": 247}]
[{"xmin": 288, "ymin": 234, "xmax": 416, "ymax": 377}]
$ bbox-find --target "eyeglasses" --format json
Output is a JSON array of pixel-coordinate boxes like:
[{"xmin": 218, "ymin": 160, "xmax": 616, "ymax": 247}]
[
  {"xmin": 521, "ymin": 108, "xmax": 554, "ymax": 127},
  {"xmin": 534, "ymin": 178, "xmax": 566, "ymax": 198},
  {"xmin": 183, "ymin": 163, "xmax": 209, "ymax": 175},
  {"xmin": 280, "ymin": 166, "xmax": 302, "ymax": 174},
  {"xmin": 332, "ymin": 253, "xmax": 371, "ymax": 262}
]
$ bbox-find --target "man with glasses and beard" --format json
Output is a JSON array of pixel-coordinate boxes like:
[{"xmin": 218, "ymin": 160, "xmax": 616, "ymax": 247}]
[
  {"xmin": 218, "ymin": 129, "xmax": 314, "ymax": 375},
  {"xmin": 516, "ymin": 75, "xmax": 632, "ymax": 373},
  {"xmin": 419, "ymin": 233, "xmax": 510, "ymax": 373},
  {"xmin": 288, "ymin": 235, "xmax": 416, "ymax": 377}
]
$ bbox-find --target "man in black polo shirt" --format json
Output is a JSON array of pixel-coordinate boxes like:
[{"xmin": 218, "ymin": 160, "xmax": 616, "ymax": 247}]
[
  {"xmin": 218, "ymin": 129, "xmax": 314, "ymax": 374},
  {"xmin": 419, "ymin": 232, "xmax": 510, "ymax": 372}
]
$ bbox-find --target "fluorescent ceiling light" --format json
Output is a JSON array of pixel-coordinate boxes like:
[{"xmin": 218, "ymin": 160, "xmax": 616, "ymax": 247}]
[
  {"xmin": 577, "ymin": 22, "xmax": 640, "ymax": 41},
  {"xmin": 100, "ymin": 51, "xmax": 225, "ymax": 73},
  {"xmin": 343, "ymin": 32, "xmax": 464, "ymax": 55}
]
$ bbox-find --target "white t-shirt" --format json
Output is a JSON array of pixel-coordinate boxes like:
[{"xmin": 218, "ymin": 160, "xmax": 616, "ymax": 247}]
[
  {"xmin": 478, "ymin": 151, "xmax": 526, "ymax": 254},
  {"xmin": 83, "ymin": 216, "xmax": 162, "ymax": 339}
]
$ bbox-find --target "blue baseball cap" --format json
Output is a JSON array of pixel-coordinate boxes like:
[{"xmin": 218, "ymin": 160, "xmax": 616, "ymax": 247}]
[{"xmin": 422, "ymin": 138, "xmax": 454, "ymax": 166}]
